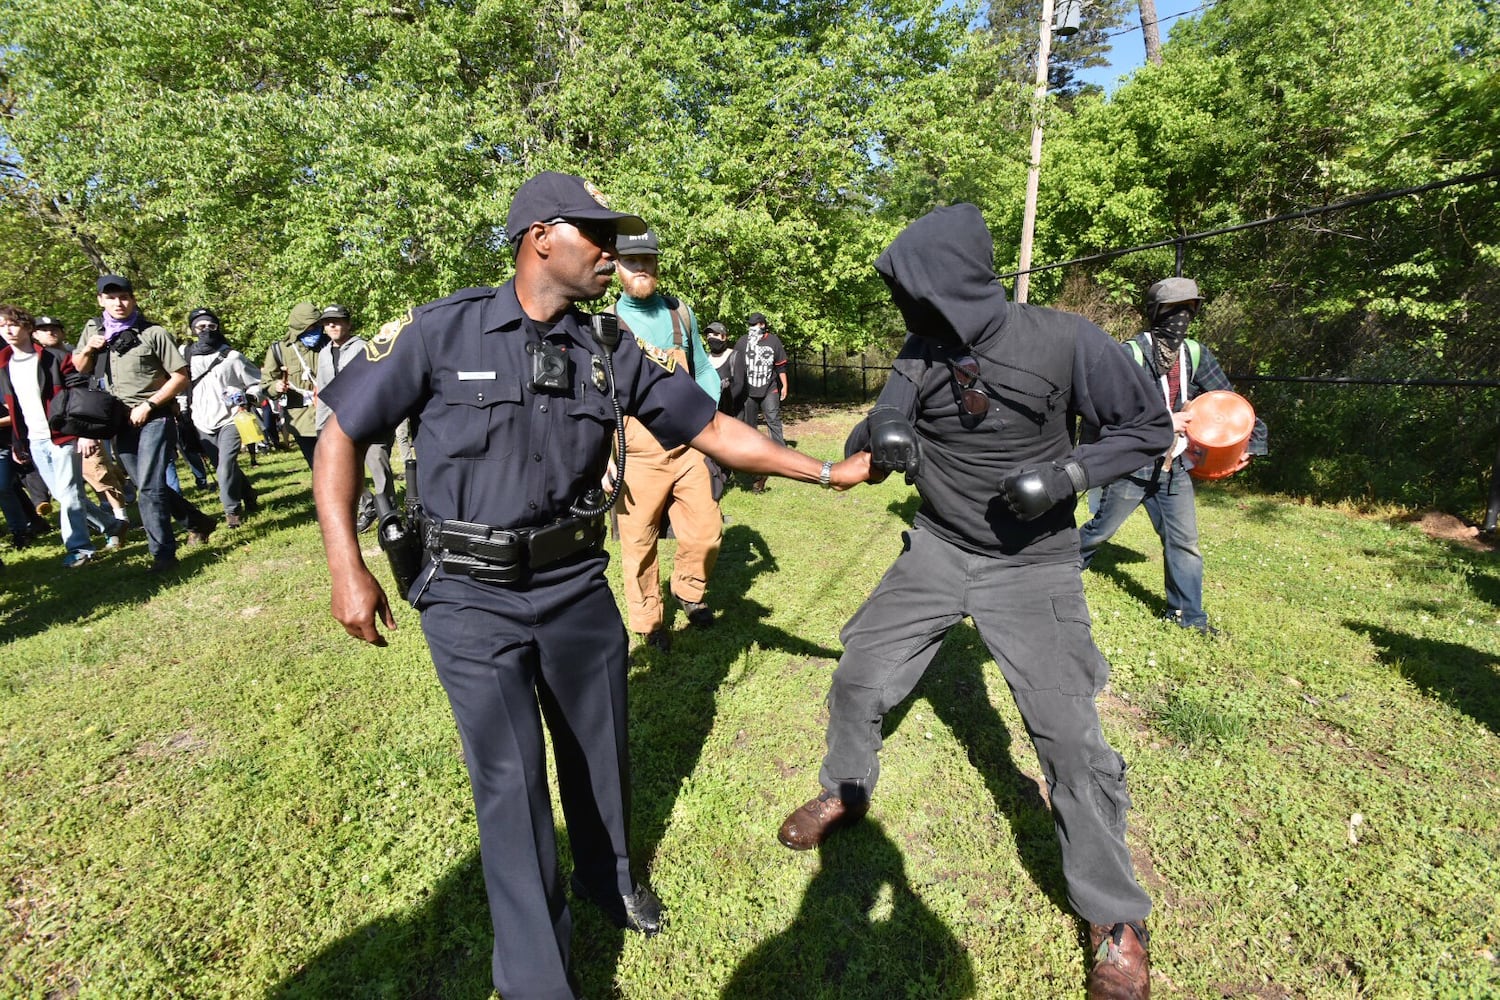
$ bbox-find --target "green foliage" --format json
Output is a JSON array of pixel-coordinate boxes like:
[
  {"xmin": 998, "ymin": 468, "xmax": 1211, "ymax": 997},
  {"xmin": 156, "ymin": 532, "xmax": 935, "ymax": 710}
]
[
  {"xmin": 0, "ymin": 0, "xmax": 1045, "ymax": 355},
  {"xmin": 1238, "ymin": 375, "xmax": 1500, "ymax": 519},
  {"xmin": 1035, "ymin": 0, "xmax": 1499, "ymax": 380}
]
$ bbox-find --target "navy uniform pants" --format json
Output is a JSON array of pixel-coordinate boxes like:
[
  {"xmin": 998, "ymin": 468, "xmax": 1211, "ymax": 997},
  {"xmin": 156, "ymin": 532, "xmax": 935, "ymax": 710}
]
[
  {"xmin": 418, "ymin": 559, "xmax": 635, "ymax": 1000},
  {"xmin": 818, "ymin": 527, "xmax": 1152, "ymax": 926}
]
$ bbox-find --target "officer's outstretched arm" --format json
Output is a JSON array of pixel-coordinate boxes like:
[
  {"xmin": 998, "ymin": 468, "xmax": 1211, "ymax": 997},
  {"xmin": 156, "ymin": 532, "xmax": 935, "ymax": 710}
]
[
  {"xmin": 691, "ymin": 411, "xmax": 871, "ymax": 491},
  {"xmin": 314, "ymin": 414, "xmax": 396, "ymax": 646}
]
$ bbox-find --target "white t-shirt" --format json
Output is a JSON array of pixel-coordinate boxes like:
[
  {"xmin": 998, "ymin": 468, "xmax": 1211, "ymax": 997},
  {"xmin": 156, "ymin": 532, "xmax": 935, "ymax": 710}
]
[{"xmin": 7, "ymin": 349, "xmax": 50, "ymax": 442}]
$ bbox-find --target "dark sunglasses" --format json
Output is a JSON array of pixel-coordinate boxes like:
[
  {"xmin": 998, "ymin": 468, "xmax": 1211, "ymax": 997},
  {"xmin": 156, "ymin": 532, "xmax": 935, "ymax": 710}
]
[
  {"xmin": 545, "ymin": 217, "xmax": 616, "ymax": 250},
  {"xmin": 951, "ymin": 355, "xmax": 990, "ymax": 415}
]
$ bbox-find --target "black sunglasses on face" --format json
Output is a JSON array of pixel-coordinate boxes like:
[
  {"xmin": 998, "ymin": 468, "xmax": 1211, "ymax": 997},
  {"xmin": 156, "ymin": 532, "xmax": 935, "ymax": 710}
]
[
  {"xmin": 545, "ymin": 217, "xmax": 616, "ymax": 250},
  {"xmin": 951, "ymin": 355, "xmax": 990, "ymax": 415}
]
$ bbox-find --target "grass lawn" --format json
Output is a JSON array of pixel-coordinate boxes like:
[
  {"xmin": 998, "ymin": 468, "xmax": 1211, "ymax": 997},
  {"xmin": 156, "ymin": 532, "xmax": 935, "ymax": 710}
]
[{"xmin": 3, "ymin": 403, "xmax": 1498, "ymax": 999}]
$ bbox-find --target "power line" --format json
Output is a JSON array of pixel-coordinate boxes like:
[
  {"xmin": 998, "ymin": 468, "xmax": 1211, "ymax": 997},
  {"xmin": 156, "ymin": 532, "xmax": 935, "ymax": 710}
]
[
  {"xmin": 1098, "ymin": 1, "xmax": 1219, "ymax": 42},
  {"xmin": 998, "ymin": 167, "xmax": 1500, "ymax": 280}
]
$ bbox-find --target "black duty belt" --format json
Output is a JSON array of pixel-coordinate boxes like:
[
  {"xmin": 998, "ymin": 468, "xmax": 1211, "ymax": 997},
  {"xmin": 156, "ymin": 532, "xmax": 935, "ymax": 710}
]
[{"xmin": 424, "ymin": 513, "xmax": 607, "ymax": 584}]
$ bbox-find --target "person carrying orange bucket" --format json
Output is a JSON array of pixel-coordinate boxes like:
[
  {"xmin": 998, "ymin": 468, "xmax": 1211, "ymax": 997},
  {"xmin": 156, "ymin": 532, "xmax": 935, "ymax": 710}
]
[{"xmin": 1078, "ymin": 277, "xmax": 1267, "ymax": 636}]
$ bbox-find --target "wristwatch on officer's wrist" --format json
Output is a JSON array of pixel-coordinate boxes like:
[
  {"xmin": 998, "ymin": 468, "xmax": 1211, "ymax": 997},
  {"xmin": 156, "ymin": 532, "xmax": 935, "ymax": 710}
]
[{"xmin": 819, "ymin": 460, "xmax": 833, "ymax": 488}]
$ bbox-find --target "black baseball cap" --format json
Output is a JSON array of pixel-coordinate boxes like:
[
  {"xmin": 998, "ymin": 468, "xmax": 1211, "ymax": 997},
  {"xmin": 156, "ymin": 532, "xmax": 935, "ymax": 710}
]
[
  {"xmin": 505, "ymin": 172, "xmax": 646, "ymax": 246},
  {"xmin": 33, "ymin": 315, "xmax": 64, "ymax": 329},
  {"xmin": 615, "ymin": 228, "xmax": 660, "ymax": 256},
  {"xmin": 748, "ymin": 312, "xmax": 768, "ymax": 326},
  {"xmin": 321, "ymin": 304, "xmax": 351, "ymax": 320},
  {"xmin": 97, "ymin": 274, "xmax": 133, "ymax": 293}
]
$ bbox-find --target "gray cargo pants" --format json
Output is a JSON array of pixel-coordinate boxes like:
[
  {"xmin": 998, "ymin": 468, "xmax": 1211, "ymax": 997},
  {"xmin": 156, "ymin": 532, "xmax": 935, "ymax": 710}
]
[{"xmin": 818, "ymin": 526, "xmax": 1151, "ymax": 925}]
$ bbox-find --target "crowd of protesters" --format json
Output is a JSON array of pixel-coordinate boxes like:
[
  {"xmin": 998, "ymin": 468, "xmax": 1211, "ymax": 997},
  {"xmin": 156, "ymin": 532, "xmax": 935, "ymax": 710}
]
[
  {"xmin": 0, "ymin": 271, "xmax": 788, "ymax": 578},
  {"xmin": 0, "ymin": 283, "xmax": 412, "ymax": 573}
]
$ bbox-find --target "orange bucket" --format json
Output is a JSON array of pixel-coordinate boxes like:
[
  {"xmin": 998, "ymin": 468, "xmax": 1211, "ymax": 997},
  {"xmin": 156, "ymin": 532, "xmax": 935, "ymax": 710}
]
[{"xmin": 1183, "ymin": 390, "xmax": 1254, "ymax": 480}]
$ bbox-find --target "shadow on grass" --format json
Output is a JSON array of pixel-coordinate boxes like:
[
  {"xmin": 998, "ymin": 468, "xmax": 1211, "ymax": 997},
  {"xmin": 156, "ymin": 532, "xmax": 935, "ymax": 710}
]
[
  {"xmin": 626, "ymin": 523, "xmax": 837, "ymax": 822},
  {"xmin": 722, "ymin": 819, "xmax": 975, "ymax": 999},
  {"xmin": 0, "ymin": 450, "xmax": 322, "ymax": 647},
  {"xmin": 273, "ymin": 852, "xmax": 496, "ymax": 999},
  {"xmin": 891, "ymin": 624, "xmax": 1072, "ymax": 916},
  {"xmin": 1467, "ymin": 570, "xmax": 1500, "ymax": 609},
  {"xmin": 1346, "ymin": 620, "xmax": 1500, "ymax": 735},
  {"xmin": 1083, "ymin": 543, "xmax": 1161, "ymax": 621}
]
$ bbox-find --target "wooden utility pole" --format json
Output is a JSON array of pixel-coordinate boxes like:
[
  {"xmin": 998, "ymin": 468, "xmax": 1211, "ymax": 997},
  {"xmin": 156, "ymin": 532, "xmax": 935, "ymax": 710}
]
[
  {"xmin": 1140, "ymin": 0, "xmax": 1163, "ymax": 65},
  {"xmin": 1014, "ymin": 0, "xmax": 1056, "ymax": 304}
]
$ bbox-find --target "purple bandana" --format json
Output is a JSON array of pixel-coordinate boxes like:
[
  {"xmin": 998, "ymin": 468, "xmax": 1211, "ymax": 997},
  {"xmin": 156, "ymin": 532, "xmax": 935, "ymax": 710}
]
[{"xmin": 102, "ymin": 310, "xmax": 140, "ymax": 342}]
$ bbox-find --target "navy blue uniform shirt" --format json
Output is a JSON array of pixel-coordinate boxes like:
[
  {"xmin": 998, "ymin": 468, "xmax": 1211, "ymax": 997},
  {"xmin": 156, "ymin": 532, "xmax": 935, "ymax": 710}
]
[{"xmin": 322, "ymin": 280, "xmax": 717, "ymax": 531}]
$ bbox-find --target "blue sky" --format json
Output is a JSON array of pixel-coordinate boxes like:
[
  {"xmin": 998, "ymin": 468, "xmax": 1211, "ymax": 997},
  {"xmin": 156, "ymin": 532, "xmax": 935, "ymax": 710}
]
[{"xmin": 1069, "ymin": 0, "xmax": 1210, "ymax": 92}]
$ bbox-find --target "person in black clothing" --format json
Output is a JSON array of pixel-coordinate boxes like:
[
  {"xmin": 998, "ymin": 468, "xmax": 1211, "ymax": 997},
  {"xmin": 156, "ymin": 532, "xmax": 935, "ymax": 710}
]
[
  {"xmin": 775, "ymin": 204, "xmax": 1171, "ymax": 1000},
  {"xmin": 704, "ymin": 321, "xmax": 747, "ymax": 417},
  {"xmin": 735, "ymin": 311, "xmax": 788, "ymax": 492},
  {"xmin": 314, "ymin": 172, "xmax": 870, "ymax": 1000}
]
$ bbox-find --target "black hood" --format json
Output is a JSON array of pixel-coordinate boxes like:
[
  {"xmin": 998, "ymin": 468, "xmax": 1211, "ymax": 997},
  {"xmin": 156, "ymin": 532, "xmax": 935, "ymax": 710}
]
[{"xmin": 874, "ymin": 204, "xmax": 1009, "ymax": 349}]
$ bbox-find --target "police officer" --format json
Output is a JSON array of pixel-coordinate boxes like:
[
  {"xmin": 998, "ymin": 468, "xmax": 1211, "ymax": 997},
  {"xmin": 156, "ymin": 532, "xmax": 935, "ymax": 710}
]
[
  {"xmin": 774, "ymin": 204, "xmax": 1172, "ymax": 1000},
  {"xmin": 313, "ymin": 171, "xmax": 870, "ymax": 1000}
]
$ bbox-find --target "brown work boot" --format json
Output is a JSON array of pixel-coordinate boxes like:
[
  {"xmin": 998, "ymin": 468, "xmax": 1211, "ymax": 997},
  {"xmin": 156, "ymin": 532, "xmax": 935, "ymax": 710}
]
[
  {"xmin": 1087, "ymin": 921, "xmax": 1150, "ymax": 1000},
  {"xmin": 777, "ymin": 789, "xmax": 869, "ymax": 850}
]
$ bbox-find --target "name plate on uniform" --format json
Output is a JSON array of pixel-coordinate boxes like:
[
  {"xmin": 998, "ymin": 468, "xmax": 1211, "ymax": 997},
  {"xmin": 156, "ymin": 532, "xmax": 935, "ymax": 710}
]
[{"xmin": 457, "ymin": 371, "xmax": 496, "ymax": 380}]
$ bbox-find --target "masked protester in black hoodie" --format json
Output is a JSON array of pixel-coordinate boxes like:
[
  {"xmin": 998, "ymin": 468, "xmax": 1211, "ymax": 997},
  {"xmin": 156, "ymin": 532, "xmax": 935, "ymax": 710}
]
[{"xmin": 776, "ymin": 205, "xmax": 1171, "ymax": 1000}]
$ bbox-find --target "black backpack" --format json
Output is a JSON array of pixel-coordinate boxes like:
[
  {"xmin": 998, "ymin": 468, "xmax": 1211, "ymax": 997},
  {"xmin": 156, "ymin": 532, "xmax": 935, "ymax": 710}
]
[{"xmin": 48, "ymin": 383, "xmax": 131, "ymax": 439}]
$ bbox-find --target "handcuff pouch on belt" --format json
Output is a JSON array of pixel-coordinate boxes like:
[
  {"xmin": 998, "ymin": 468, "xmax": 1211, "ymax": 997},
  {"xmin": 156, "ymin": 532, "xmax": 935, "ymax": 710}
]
[{"xmin": 426, "ymin": 513, "xmax": 607, "ymax": 584}]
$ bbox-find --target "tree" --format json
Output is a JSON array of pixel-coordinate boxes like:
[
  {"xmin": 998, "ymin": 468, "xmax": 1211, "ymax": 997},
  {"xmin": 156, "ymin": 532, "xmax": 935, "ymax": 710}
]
[{"xmin": 0, "ymin": 0, "xmax": 1033, "ymax": 355}]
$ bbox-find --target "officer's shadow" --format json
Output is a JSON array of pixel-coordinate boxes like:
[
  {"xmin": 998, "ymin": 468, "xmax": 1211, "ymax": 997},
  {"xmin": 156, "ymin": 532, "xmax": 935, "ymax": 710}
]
[
  {"xmin": 721, "ymin": 819, "xmax": 975, "ymax": 999},
  {"xmin": 273, "ymin": 850, "xmax": 494, "ymax": 998},
  {"xmin": 624, "ymin": 520, "xmax": 841, "ymax": 853}
]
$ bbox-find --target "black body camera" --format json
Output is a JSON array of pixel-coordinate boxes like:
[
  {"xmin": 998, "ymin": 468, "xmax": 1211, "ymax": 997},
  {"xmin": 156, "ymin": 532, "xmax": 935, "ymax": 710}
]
[{"xmin": 527, "ymin": 340, "xmax": 571, "ymax": 393}]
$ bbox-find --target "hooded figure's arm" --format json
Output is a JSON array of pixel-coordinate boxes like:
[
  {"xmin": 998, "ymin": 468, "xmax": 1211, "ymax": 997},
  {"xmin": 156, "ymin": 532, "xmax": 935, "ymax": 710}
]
[
  {"xmin": 843, "ymin": 337, "xmax": 924, "ymax": 457},
  {"xmin": 1066, "ymin": 320, "xmax": 1175, "ymax": 487}
]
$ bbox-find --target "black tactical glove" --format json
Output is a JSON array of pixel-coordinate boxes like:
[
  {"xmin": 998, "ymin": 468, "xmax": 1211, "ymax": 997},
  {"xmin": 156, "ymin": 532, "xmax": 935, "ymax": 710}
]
[
  {"xmin": 1001, "ymin": 461, "xmax": 1088, "ymax": 521},
  {"xmin": 867, "ymin": 406, "xmax": 921, "ymax": 484}
]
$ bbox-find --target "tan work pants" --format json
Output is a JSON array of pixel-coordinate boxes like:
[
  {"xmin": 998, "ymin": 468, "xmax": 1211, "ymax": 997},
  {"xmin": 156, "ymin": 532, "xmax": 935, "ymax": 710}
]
[
  {"xmin": 617, "ymin": 417, "xmax": 722, "ymax": 634},
  {"xmin": 82, "ymin": 442, "xmax": 129, "ymax": 512}
]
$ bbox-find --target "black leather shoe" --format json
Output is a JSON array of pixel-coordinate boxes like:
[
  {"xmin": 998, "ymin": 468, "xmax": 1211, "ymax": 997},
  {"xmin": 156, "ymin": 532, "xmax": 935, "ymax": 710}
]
[
  {"xmin": 777, "ymin": 789, "xmax": 869, "ymax": 850},
  {"xmin": 570, "ymin": 875, "xmax": 664, "ymax": 937},
  {"xmin": 674, "ymin": 592, "xmax": 714, "ymax": 628},
  {"xmin": 356, "ymin": 504, "xmax": 378, "ymax": 534},
  {"xmin": 643, "ymin": 628, "xmax": 671, "ymax": 653}
]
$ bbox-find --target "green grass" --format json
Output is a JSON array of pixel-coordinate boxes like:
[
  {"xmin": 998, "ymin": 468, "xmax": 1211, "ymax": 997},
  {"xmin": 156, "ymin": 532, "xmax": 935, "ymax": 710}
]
[{"xmin": 3, "ymin": 405, "xmax": 1499, "ymax": 999}]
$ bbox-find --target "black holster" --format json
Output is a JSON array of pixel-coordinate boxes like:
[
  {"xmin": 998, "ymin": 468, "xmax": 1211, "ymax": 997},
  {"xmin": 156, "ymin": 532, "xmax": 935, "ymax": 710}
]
[
  {"xmin": 426, "ymin": 513, "xmax": 606, "ymax": 584},
  {"xmin": 374, "ymin": 492, "xmax": 425, "ymax": 597}
]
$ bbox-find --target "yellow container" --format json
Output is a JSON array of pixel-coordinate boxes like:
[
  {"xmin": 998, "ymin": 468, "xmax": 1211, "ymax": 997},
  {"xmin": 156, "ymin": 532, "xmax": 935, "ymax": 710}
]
[{"xmin": 232, "ymin": 410, "xmax": 265, "ymax": 446}]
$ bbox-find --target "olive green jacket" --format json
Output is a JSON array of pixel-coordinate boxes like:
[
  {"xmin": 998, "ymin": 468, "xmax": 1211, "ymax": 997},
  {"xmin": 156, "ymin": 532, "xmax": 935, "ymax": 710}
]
[{"xmin": 263, "ymin": 337, "xmax": 321, "ymax": 438}]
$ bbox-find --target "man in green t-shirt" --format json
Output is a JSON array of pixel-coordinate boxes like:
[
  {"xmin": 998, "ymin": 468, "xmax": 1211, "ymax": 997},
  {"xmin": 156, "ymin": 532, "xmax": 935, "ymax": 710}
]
[{"xmin": 74, "ymin": 275, "xmax": 217, "ymax": 573}]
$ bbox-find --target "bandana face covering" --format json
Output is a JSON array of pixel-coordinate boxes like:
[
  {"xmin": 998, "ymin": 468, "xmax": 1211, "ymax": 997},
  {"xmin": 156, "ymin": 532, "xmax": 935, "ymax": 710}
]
[{"xmin": 1152, "ymin": 306, "xmax": 1194, "ymax": 370}]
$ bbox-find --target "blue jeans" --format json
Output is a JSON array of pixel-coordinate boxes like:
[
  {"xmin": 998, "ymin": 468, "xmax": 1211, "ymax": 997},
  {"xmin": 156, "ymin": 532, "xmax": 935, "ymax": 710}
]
[
  {"xmin": 117, "ymin": 415, "xmax": 183, "ymax": 561},
  {"xmin": 27, "ymin": 437, "xmax": 95, "ymax": 559},
  {"xmin": 1079, "ymin": 459, "xmax": 1206, "ymax": 628},
  {"xmin": 0, "ymin": 447, "xmax": 29, "ymax": 536}
]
